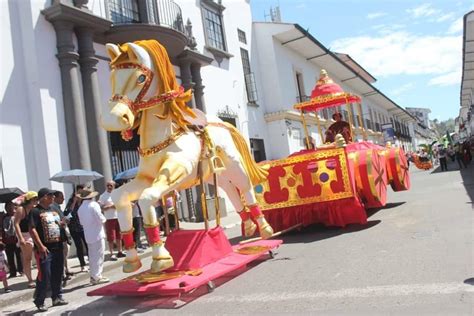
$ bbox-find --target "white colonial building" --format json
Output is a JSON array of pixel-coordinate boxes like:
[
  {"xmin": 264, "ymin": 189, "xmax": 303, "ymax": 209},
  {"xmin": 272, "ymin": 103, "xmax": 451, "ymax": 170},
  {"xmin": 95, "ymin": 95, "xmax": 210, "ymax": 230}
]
[
  {"xmin": 1, "ymin": 0, "xmax": 418, "ymax": 220},
  {"xmin": 0, "ymin": 0, "xmax": 261, "ymax": 219},
  {"xmin": 459, "ymin": 10, "xmax": 474, "ymax": 142},
  {"xmin": 249, "ymin": 22, "xmax": 416, "ymax": 158},
  {"xmin": 405, "ymin": 107, "xmax": 436, "ymax": 149}
]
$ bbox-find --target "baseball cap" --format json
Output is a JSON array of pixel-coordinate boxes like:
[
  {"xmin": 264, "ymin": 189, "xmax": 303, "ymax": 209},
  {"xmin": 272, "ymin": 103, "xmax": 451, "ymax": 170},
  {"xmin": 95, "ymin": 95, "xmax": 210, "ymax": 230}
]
[{"xmin": 37, "ymin": 188, "xmax": 55, "ymax": 200}]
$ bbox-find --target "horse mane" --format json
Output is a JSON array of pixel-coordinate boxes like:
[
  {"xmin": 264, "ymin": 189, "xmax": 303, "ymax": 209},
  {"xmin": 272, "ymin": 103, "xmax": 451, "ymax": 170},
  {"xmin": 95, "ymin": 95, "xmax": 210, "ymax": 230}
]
[{"xmin": 111, "ymin": 40, "xmax": 195, "ymax": 130}]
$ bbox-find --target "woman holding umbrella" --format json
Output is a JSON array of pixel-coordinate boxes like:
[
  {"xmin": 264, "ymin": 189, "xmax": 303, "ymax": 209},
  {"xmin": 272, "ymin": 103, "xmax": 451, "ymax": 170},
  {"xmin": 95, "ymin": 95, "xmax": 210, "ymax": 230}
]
[{"xmin": 64, "ymin": 185, "xmax": 88, "ymax": 272}]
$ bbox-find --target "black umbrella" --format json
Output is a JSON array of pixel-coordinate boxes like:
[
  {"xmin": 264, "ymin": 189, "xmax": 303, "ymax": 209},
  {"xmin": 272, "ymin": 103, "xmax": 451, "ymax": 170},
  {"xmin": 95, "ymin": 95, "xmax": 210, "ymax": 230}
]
[{"xmin": 0, "ymin": 187, "xmax": 25, "ymax": 203}]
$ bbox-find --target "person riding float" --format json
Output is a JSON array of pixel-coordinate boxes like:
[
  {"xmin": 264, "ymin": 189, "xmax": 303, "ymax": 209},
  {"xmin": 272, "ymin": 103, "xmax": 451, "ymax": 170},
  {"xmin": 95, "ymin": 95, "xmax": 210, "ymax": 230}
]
[{"xmin": 325, "ymin": 112, "xmax": 352, "ymax": 144}]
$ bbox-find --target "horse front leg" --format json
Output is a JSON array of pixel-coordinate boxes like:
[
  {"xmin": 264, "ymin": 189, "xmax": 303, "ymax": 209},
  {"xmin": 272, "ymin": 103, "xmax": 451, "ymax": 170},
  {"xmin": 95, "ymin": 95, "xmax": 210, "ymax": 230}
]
[
  {"xmin": 139, "ymin": 158, "xmax": 192, "ymax": 273},
  {"xmin": 111, "ymin": 176, "xmax": 153, "ymax": 273}
]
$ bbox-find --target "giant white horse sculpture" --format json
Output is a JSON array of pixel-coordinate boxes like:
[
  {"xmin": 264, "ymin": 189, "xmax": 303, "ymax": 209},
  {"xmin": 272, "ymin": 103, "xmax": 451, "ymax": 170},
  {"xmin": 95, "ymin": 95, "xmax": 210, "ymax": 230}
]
[{"xmin": 100, "ymin": 40, "xmax": 273, "ymax": 273}]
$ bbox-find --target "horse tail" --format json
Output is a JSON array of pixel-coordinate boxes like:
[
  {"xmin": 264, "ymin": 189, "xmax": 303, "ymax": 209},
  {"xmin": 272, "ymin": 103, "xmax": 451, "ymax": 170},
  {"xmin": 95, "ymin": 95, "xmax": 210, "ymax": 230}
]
[{"xmin": 221, "ymin": 122, "xmax": 268, "ymax": 186}]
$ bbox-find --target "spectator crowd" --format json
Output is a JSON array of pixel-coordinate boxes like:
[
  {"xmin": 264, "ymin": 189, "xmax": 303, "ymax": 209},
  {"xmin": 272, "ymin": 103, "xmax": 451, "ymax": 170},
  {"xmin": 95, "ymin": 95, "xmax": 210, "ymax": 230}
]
[{"xmin": 0, "ymin": 180, "xmax": 175, "ymax": 312}]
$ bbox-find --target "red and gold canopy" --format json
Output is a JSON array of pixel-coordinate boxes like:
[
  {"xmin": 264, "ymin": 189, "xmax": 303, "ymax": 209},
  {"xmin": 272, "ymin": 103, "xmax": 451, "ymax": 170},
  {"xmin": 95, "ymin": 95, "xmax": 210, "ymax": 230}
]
[{"xmin": 294, "ymin": 70, "xmax": 361, "ymax": 112}]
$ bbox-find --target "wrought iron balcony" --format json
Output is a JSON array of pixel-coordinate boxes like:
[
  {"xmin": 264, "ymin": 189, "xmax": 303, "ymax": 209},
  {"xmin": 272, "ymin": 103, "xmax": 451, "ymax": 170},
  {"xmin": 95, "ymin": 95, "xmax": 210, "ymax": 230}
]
[
  {"xmin": 108, "ymin": 0, "xmax": 184, "ymax": 33},
  {"xmin": 106, "ymin": 0, "xmax": 188, "ymax": 57}
]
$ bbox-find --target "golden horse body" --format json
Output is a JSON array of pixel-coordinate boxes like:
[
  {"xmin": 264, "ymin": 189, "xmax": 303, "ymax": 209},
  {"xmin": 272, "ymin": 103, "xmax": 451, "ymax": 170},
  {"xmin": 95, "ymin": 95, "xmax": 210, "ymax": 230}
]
[{"xmin": 100, "ymin": 40, "xmax": 273, "ymax": 273}]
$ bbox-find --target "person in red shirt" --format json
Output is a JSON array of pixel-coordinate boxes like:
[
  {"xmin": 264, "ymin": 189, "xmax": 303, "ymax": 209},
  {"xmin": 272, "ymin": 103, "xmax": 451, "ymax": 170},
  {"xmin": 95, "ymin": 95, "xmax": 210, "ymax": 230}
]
[{"xmin": 325, "ymin": 112, "xmax": 352, "ymax": 144}]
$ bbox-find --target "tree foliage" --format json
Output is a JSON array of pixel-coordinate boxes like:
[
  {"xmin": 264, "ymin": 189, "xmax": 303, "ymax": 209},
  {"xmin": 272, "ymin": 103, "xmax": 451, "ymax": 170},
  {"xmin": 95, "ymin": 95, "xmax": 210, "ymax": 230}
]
[{"xmin": 431, "ymin": 118, "xmax": 455, "ymax": 137}]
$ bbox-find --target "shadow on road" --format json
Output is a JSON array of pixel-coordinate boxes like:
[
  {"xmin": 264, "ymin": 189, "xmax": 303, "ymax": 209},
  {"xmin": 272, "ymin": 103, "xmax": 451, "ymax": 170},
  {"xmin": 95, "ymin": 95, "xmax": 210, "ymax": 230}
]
[
  {"xmin": 365, "ymin": 201, "xmax": 406, "ymax": 218},
  {"xmin": 463, "ymin": 278, "xmax": 474, "ymax": 285},
  {"xmin": 460, "ymin": 166, "xmax": 474, "ymax": 204},
  {"xmin": 57, "ymin": 258, "xmax": 272, "ymax": 313},
  {"xmin": 279, "ymin": 220, "xmax": 381, "ymax": 245}
]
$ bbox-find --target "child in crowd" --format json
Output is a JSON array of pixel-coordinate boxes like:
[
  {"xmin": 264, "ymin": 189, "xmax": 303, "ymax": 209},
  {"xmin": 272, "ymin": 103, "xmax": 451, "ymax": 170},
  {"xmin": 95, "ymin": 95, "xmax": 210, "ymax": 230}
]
[{"xmin": 0, "ymin": 242, "xmax": 12, "ymax": 293}]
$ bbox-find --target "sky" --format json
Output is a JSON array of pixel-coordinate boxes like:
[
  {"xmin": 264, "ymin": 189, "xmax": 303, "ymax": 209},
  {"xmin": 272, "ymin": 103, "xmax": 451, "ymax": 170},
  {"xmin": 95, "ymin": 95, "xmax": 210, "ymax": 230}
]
[{"xmin": 250, "ymin": 0, "xmax": 474, "ymax": 121}]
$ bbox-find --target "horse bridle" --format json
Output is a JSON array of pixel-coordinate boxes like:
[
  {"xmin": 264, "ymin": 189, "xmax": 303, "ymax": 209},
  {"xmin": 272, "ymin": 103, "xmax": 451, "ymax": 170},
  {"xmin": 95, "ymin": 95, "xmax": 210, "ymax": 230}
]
[{"xmin": 110, "ymin": 62, "xmax": 184, "ymax": 117}]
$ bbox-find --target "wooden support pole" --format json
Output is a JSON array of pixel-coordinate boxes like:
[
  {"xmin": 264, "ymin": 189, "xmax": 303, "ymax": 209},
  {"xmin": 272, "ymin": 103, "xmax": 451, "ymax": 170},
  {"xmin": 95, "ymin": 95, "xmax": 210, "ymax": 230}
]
[
  {"xmin": 300, "ymin": 110, "xmax": 311, "ymax": 149},
  {"xmin": 316, "ymin": 113, "xmax": 323, "ymax": 145},
  {"xmin": 198, "ymin": 162, "xmax": 209, "ymax": 230},
  {"xmin": 213, "ymin": 173, "xmax": 221, "ymax": 227},
  {"xmin": 172, "ymin": 191, "xmax": 180, "ymax": 230},
  {"xmin": 345, "ymin": 98, "xmax": 354, "ymax": 141},
  {"xmin": 356, "ymin": 102, "xmax": 367, "ymax": 140}
]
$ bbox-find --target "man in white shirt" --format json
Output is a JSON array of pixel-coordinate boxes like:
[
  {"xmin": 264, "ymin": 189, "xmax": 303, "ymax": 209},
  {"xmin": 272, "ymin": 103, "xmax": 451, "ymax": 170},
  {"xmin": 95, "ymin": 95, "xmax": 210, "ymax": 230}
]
[
  {"xmin": 77, "ymin": 189, "xmax": 109, "ymax": 285},
  {"xmin": 98, "ymin": 181, "xmax": 124, "ymax": 260}
]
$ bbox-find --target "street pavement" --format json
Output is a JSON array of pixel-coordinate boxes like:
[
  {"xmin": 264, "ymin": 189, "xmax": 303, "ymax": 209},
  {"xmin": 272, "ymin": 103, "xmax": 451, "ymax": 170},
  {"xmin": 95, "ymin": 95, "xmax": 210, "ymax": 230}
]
[{"xmin": 1, "ymin": 159, "xmax": 473, "ymax": 315}]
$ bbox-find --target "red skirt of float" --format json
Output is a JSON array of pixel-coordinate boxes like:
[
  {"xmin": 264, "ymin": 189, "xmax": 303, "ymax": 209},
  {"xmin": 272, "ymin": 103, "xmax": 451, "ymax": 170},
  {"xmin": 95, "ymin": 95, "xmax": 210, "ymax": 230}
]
[
  {"xmin": 87, "ymin": 227, "xmax": 282, "ymax": 297},
  {"xmin": 255, "ymin": 147, "xmax": 367, "ymax": 232}
]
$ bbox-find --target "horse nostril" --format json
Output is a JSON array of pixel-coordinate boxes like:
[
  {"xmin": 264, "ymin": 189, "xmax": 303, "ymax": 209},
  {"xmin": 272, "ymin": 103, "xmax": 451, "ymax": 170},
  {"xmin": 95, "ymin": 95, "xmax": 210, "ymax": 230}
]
[{"xmin": 122, "ymin": 113, "xmax": 130, "ymax": 125}]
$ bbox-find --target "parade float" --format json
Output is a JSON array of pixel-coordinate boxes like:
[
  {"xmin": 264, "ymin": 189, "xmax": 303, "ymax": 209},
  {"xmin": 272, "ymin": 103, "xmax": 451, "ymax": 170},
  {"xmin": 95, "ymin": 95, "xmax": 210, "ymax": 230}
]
[
  {"xmin": 253, "ymin": 70, "xmax": 411, "ymax": 232},
  {"xmin": 88, "ymin": 39, "xmax": 410, "ymax": 299},
  {"xmin": 88, "ymin": 39, "xmax": 280, "ymax": 298}
]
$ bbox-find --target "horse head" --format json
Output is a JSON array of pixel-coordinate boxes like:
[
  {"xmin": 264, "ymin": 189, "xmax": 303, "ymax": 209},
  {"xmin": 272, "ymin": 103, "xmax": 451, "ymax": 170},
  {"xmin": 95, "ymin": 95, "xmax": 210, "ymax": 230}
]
[{"xmin": 100, "ymin": 40, "xmax": 195, "ymax": 140}]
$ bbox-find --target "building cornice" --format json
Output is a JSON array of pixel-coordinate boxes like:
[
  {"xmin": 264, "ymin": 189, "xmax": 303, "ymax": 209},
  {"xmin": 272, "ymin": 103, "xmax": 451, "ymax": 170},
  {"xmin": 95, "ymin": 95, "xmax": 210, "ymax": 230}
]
[{"xmin": 42, "ymin": 2, "xmax": 111, "ymax": 31}]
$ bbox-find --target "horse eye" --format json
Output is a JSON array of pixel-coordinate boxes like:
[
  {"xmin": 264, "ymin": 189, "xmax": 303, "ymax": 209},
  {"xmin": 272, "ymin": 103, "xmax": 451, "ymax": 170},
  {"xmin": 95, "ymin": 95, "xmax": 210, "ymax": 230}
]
[{"xmin": 137, "ymin": 74, "xmax": 146, "ymax": 84}]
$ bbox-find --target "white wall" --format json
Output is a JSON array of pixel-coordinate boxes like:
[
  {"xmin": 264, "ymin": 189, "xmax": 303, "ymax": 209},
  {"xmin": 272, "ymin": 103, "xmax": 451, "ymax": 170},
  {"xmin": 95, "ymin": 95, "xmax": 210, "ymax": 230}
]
[
  {"xmin": 178, "ymin": 0, "xmax": 259, "ymax": 143},
  {"xmin": 0, "ymin": 0, "xmax": 70, "ymax": 195},
  {"xmin": 266, "ymin": 120, "xmax": 291, "ymax": 159}
]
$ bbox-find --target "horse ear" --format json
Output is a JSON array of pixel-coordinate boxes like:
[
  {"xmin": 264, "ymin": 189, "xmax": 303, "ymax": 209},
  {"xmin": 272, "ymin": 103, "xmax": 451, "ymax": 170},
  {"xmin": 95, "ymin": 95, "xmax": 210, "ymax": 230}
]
[
  {"xmin": 106, "ymin": 43, "xmax": 120, "ymax": 61},
  {"xmin": 127, "ymin": 43, "xmax": 151, "ymax": 69}
]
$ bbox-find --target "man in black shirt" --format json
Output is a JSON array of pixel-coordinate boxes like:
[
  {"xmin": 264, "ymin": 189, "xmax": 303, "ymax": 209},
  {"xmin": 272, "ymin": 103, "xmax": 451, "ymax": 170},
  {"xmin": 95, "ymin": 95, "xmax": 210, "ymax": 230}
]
[{"xmin": 29, "ymin": 188, "xmax": 68, "ymax": 312}]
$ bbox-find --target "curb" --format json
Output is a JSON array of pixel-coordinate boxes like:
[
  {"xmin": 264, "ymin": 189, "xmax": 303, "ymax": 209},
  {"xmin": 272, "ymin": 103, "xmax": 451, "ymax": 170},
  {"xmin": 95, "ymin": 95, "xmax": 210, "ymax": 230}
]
[
  {"xmin": 0, "ymin": 222, "xmax": 241, "ymax": 310},
  {"xmin": 0, "ymin": 250, "xmax": 153, "ymax": 309}
]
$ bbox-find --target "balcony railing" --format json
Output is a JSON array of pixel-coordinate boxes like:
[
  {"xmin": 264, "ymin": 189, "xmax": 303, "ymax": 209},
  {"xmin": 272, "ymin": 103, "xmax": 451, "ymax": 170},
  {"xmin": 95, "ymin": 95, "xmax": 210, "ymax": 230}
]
[
  {"xmin": 152, "ymin": 0, "xmax": 184, "ymax": 33},
  {"xmin": 109, "ymin": 0, "xmax": 185, "ymax": 34}
]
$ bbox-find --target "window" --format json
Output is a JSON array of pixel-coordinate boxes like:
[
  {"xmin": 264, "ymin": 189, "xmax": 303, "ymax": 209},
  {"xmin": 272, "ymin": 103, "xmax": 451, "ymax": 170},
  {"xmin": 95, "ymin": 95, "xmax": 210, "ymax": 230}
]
[
  {"xmin": 295, "ymin": 72, "xmax": 306, "ymax": 102},
  {"xmin": 202, "ymin": 5, "xmax": 226, "ymax": 51},
  {"xmin": 109, "ymin": 0, "xmax": 140, "ymax": 24},
  {"xmin": 250, "ymin": 139, "xmax": 266, "ymax": 163},
  {"xmin": 109, "ymin": 130, "xmax": 140, "ymax": 176},
  {"xmin": 322, "ymin": 108, "xmax": 329, "ymax": 120},
  {"xmin": 292, "ymin": 128, "xmax": 304, "ymax": 147},
  {"xmin": 238, "ymin": 29, "xmax": 247, "ymax": 44},
  {"xmin": 351, "ymin": 105, "xmax": 358, "ymax": 127},
  {"xmin": 366, "ymin": 119, "xmax": 372, "ymax": 130},
  {"xmin": 240, "ymin": 48, "xmax": 258, "ymax": 103},
  {"xmin": 342, "ymin": 109, "xmax": 349, "ymax": 121}
]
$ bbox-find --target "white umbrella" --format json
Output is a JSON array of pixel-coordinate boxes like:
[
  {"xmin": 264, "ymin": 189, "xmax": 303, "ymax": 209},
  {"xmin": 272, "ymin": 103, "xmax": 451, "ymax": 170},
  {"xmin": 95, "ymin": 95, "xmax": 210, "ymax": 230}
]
[
  {"xmin": 50, "ymin": 169, "xmax": 103, "ymax": 185},
  {"xmin": 114, "ymin": 167, "xmax": 139, "ymax": 181}
]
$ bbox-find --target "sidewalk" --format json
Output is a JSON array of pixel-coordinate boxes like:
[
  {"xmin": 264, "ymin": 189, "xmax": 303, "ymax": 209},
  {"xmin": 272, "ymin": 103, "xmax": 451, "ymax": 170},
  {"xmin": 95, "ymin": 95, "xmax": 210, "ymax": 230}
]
[{"xmin": 0, "ymin": 212, "xmax": 241, "ymax": 309}]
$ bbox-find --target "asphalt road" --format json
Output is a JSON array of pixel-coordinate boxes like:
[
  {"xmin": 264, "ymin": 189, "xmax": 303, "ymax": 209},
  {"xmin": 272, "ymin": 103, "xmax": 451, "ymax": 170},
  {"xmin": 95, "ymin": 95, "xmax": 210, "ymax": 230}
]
[{"xmin": 3, "ymin": 161, "xmax": 473, "ymax": 315}]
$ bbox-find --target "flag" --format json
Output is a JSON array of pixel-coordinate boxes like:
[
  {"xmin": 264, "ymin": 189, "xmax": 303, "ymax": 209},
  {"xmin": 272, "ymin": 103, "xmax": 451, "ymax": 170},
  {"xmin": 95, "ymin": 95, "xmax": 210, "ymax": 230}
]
[{"xmin": 446, "ymin": 131, "xmax": 453, "ymax": 144}]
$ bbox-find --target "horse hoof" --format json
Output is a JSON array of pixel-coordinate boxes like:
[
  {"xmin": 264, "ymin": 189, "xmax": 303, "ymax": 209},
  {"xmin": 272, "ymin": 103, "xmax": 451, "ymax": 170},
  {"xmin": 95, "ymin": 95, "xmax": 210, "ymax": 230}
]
[
  {"xmin": 259, "ymin": 222, "xmax": 274, "ymax": 240},
  {"xmin": 244, "ymin": 220, "xmax": 257, "ymax": 237},
  {"xmin": 123, "ymin": 258, "xmax": 142, "ymax": 273},
  {"xmin": 151, "ymin": 257, "xmax": 174, "ymax": 273}
]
